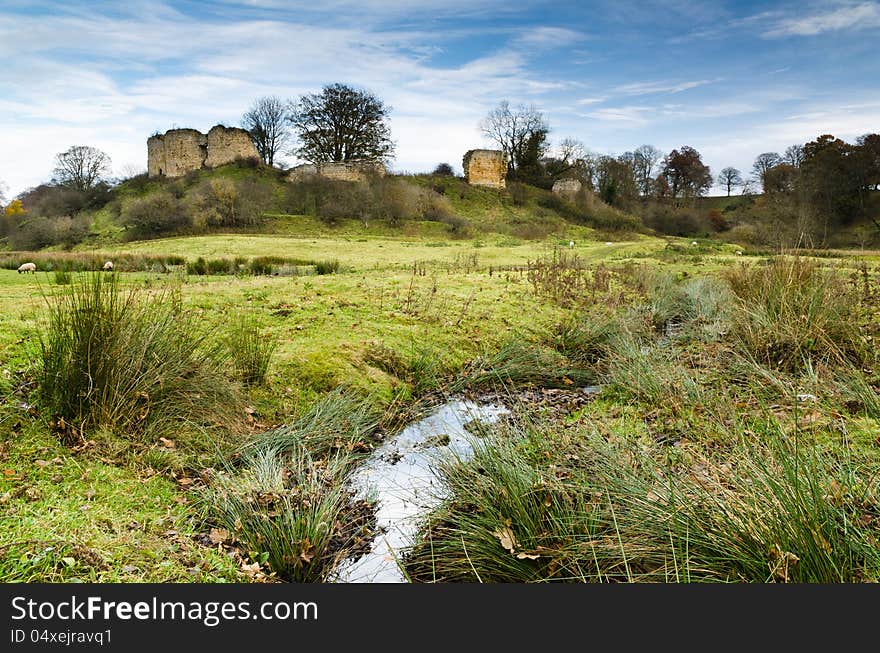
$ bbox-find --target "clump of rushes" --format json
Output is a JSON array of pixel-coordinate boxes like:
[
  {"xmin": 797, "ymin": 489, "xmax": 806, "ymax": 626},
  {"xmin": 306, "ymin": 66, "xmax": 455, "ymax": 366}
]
[
  {"xmin": 226, "ymin": 311, "xmax": 278, "ymax": 385},
  {"xmin": 314, "ymin": 259, "xmax": 340, "ymax": 275},
  {"xmin": 53, "ymin": 269, "xmax": 72, "ymax": 285},
  {"xmin": 405, "ymin": 420, "xmax": 880, "ymax": 583},
  {"xmin": 201, "ymin": 446, "xmax": 374, "ymax": 582},
  {"xmin": 724, "ymin": 257, "xmax": 869, "ymax": 372},
  {"xmin": 245, "ymin": 388, "xmax": 379, "ymax": 463},
  {"xmin": 37, "ymin": 273, "xmax": 241, "ymax": 440},
  {"xmin": 459, "ymin": 339, "xmax": 595, "ymax": 390}
]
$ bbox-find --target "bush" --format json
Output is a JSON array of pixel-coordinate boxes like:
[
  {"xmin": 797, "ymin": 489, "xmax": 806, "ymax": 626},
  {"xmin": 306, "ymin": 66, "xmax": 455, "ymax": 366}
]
[
  {"xmin": 190, "ymin": 178, "xmax": 273, "ymax": 229},
  {"xmin": 121, "ymin": 192, "xmax": 192, "ymax": 240},
  {"xmin": 432, "ymin": 163, "xmax": 455, "ymax": 176},
  {"xmin": 37, "ymin": 274, "xmax": 241, "ymax": 440}
]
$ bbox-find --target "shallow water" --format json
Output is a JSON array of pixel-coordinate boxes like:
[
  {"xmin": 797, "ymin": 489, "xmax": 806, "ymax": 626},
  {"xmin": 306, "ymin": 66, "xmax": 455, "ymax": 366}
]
[{"xmin": 332, "ymin": 399, "xmax": 510, "ymax": 583}]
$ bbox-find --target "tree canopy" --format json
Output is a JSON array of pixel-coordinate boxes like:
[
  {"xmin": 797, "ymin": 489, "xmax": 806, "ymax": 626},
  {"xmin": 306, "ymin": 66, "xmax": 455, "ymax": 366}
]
[{"xmin": 289, "ymin": 83, "xmax": 395, "ymax": 163}]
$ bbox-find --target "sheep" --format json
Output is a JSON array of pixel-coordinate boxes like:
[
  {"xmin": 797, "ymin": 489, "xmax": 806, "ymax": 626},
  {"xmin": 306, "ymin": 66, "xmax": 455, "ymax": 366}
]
[
  {"xmin": 735, "ymin": 250, "xmax": 743, "ymax": 256},
  {"xmin": 103, "ymin": 261, "xmax": 114, "ymax": 271},
  {"xmin": 568, "ymin": 240, "xmax": 575, "ymax": 249},
  {"xmin": 691, "ymin": 241, "xmax": 698, "ymax": 246},
  {"xmin": 17, "ymin": 262, "xmax": 36, "ymax": 274}
]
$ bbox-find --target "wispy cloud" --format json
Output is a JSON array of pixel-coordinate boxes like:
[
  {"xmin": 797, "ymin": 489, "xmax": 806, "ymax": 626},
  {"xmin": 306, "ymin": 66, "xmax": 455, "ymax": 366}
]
[
  {"xmin": 612, "ymin": 79, "xmax": 717, "ymax": 96},
  {"xmin": 763, "ymin": 1, "xmax": 880, "ymax": 38}
]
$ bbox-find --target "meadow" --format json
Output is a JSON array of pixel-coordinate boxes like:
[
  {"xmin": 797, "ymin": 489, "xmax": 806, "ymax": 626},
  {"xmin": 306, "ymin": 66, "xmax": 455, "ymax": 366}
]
[{"xmin": 1, "ymin": 230, "xmax": 878, "ymax": 582}]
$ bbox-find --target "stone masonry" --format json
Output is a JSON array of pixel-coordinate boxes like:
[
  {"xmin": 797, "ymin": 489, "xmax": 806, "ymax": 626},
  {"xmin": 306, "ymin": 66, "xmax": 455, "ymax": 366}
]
[
  {"xmin": 552, "ymin": 178, "xmax": 583, "ymax": 198},
  {"xmin": 462, "ymin": 149, "xmax": 507, "ymax": 189},
  {"xmin": 286, "ymin": 160, "xmax": 387, "ymax": 183},
  {"xmin": 147, "ymin": 125, "xmax": 259, "ymax": 178}
]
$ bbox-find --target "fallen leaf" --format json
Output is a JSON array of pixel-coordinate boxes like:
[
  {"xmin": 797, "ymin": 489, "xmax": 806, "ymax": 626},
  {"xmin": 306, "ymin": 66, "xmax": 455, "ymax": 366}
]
[
  {"xmin": 3, "ymin": 469, "xmax": 17, "ymax": 477},
  {"xmin": 159, "ymin": 437, "xmax": 175, "ymax": 449},
  {"xmin": 493, "ymin": 523, "xmax": 517, "ymax": 554},
  {"xmin": 35, "ymin": 460, "xmax": 50, "ymax": 467},
  {"xmin": 516, "ymin": 552, "xmax": 540, "ymax": 560},
  {"xmin": 209, "ymin": 528, "xmax": 229, "ymax": 545}
]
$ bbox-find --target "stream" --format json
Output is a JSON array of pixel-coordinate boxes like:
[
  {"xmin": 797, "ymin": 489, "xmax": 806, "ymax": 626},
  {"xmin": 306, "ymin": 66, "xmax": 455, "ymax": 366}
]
[{"xmin": 331, "ymin": 399, "xmax": 510, "ymax": 583}]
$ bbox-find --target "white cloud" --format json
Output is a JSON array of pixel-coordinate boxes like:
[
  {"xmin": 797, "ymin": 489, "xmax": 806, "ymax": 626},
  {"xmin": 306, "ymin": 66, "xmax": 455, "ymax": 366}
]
[
  {"xmin": 612, "ymin": 79, "xmax": 717, "ymax": 96},
  {"xmin": 763, "ymin": 2, "xmax": 880, "ymax": 38}
]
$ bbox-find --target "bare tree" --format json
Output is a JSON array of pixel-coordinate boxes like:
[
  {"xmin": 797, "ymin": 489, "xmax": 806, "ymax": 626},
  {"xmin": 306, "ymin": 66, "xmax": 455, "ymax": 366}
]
[
  {"xmin": 556, "ymin": 137, "xmax": 585, "ymax": 165},
  {"xmin": 752, "ymin": 152, "xmax": 782, "ymax": 191},
  {"xmin": 480, "ymin": 101, "xmax": 549, "ymax": 175},
  {"xmin": 633, "ymin": 144, "xmax": 662, "ymax": 196},
  {"xmin": 289, "ymin": 83, "xmax": 394, "ymax": 163},
  {"xmin": 783, "ymin": 144, "xmax": 804, "ymax": 168},
  {"xmin": 52, "ymin": 146, "xmax": 111, "ymax": 191},
  {"xmin": 717, "ymin": 167, "xmax": 743, "ymax": 196},
  {"xmin": 242, "ymin": 96, "xmax": 290, "ymax": 166}
]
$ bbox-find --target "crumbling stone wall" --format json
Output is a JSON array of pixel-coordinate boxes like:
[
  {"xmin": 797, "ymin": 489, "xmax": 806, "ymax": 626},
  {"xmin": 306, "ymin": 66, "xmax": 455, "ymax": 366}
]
[
  {"xmin": 205, "ymin": 125, "xmax": 260, "ymax": 168},
  {"xmin": 462, "ymin": 149, "xmax": 507, "ymax": 189},
  {"xmin": 286, "ymin": 160, "xmax": 387, "ymax": 183},
  {"xmin": 148, "ymin": 125, "xmax": 259, "ymax": 178},
  {"xmin": 552, "ymin": 178, "xmax": 583, "ymax": 199}
]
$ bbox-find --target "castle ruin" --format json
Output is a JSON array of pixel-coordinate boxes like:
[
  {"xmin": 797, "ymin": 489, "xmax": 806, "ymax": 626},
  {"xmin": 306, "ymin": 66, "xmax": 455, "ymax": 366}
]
[
  {"xmin": 286, "ymin": 160, "xmax": 387, "ymax": 183},
  {"xmin": 147, "ymin": 125, "xmax": 260, "ymax": 178},
  {"xmin": 552, "ymin": 178, "xmax": 583, "ymax": 198},
  {"xmin": 462, "ymin": 149, "xmax": 507, "ymax": 189}
]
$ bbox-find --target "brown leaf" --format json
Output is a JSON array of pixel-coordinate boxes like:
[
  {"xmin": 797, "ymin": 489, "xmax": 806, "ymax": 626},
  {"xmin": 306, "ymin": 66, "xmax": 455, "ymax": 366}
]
[
  {"xmin": 516, "ymin": 552, "xmax": 541, "ymax": 560},
  {"xmin": 159, "ymin": 437, "xmax": 175, "ymax": 449},
  {"xmin": 35, "ymin": 459, "xmax": 50, "ymax": 467},
  {"xmin": 208, "ymin": 528, "xmax": 229, "ymax": 544},
  {"xmin": 493, "ymin": 523, "xmax": 517, "ymax": 554}
]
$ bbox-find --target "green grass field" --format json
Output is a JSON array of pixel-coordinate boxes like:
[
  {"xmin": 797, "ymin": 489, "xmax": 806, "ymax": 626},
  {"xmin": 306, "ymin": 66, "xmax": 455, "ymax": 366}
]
[{"xmin": 2, "ymin": 229, "xmax": 879, "ymax": 582}]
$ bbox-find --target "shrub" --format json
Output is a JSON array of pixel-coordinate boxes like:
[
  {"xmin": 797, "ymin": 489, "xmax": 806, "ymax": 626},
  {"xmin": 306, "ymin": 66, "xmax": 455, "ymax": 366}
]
[
  {"xmin": 432, "ymin": 163, "xmax": 455, "ymax": 176},
  {"xmin": 121, "ymin": 192, "xmax": 191, "ymax": 240},
  {"xmin": 37, "ymin": 274, "xmax": 241, "ymax": 440}
]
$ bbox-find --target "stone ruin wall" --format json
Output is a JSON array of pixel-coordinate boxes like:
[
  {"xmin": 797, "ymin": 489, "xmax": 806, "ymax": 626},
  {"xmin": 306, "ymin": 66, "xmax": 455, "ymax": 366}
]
[
  {"xmin": 286, "ymin": 160, "xmax": 387, "ymax": 183},
  {"xmin": 552, "ymin": 178, "xmax": 583, "ymax": 198},
  {"xmin": 147, "ymin": 125, "xmax": 259, "ymax": 178},
  {"xmin": 205, "ymin": 126, "xmax": 260, "ymax": 168},
  {"xmin": 462, "ymin": 149, "xmax": 507, "ymax": 189}
]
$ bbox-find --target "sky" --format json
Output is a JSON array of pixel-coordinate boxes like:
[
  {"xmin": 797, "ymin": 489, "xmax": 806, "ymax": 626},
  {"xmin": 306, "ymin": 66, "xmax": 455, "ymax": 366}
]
[{"xmin": 1, "ymin": 0, "xmax": 879, "ymax": 197}]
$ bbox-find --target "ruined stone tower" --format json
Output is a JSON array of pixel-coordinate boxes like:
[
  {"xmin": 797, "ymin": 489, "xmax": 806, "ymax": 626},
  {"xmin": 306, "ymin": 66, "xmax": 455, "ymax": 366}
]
[
  {"xmin": 462, "ymin": 149, "xmax": 507, "ymax": 189},
  {"xmin": 147, "ymin": 125, "xmax": 260, "ymax": 178}
]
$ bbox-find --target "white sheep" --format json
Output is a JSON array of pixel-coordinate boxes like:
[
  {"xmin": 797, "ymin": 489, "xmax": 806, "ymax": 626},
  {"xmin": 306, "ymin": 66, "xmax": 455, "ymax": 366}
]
[
  {"xmin": 568, "ymin": 240, "xmax": 575, "ymax": 248},
  {"xmin": 103, "ymin": 261, "xmax": 114, "ymax": 271},
  {"xmin": 17, "ymin": 262, "xmax": 36, "ymax": 274},
  {"xmin": 691, "ymin": 241, "xmax": 698, "ymax": 246},
  {"xmin": 735, "ymin": 250, "xmax": 743, "ymax": 256}
]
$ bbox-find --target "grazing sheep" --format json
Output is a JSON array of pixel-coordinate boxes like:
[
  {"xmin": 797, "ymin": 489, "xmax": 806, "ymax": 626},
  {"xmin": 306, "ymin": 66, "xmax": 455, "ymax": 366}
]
[
  {"xmin": 103, "ymin": 261, "xmax": 114, "ymax": 271},
  {"xmin": 604, "ymin": 241, "xmax": 613, "ymax": 246},
  {"xmin": 17, "ymin": 262, "xmax": 36, "ymax": 274},
  {"xmin": 735, "ymin": 250, "xmax": 743, "ymax": 256},
  {"xmin": 691, "ymin": 241, "xmax": 698, "ymax": 246},
  {"xmin": 568, "ymin": 240, "xmax": 575, "ymax": 248}
]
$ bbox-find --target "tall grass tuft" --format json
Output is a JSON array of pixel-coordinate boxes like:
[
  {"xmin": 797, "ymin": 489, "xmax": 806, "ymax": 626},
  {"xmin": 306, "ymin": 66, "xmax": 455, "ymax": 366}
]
[
  {"xmin": 724, "ymin": 257, "xmax": 868, "ymax": 371},
  {"xmin": 53, "ymin": 269, "xmax": 72, "ymax": 285},
  {"xmin": 202, "ymin": 446, "xmax": 371, "ymax": 582},
  {"xmin": 245, "ymin": 388, "xmax": 379, "ymax": 463},
  {"xmin": 37, "ymin": 273, "xmax": 241, "ymax": 440},
  {"xmin": 226, "ymin": 312, "xmax": 277, "ymax": 385},
  {"xmin": 406, "ymin": 421, "xmax": 880, "ymax": 583}
]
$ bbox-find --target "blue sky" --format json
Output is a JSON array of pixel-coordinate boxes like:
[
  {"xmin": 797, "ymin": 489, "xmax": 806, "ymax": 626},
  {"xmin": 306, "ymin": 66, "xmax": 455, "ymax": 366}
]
[{"xmin": 1, "ymin": 0, "xmax": 879, "ymax": 197}]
